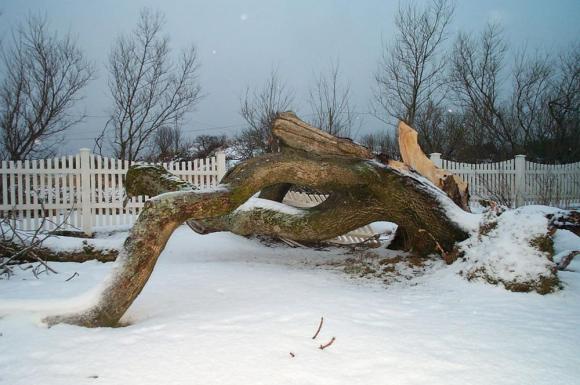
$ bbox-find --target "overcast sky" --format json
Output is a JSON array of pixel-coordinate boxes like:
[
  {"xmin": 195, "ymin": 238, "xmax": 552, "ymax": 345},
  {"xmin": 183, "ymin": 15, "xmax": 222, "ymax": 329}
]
[{"xmin": 1, "ymin": 0, "xmax": 579, "ymax": 154}]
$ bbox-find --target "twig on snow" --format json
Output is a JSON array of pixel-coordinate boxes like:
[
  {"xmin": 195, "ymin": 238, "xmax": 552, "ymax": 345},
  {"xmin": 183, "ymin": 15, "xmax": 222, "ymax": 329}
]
[
  {"xmin": 312, "ymin": 316, "xmax": 324, "ymax": 339},
  {"xmin": 558, "ymin": 250, "xmax": 579, "ymax": 271},
  {"xmin": 319, "ymin": 337, "xmax": 336, "ymax": 350}
]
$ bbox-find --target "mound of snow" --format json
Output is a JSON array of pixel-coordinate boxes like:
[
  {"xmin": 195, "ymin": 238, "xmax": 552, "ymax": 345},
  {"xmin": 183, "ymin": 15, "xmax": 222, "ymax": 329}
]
[{"xmin": 457, "ymin": 206, "xmax": 561, "ymax": 294}]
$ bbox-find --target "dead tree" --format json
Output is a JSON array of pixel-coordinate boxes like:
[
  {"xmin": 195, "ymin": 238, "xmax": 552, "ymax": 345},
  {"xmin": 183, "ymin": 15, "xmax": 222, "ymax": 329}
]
[{"xmin": 44, "ymin": 112, "xmax": 475, "ymax": 328}]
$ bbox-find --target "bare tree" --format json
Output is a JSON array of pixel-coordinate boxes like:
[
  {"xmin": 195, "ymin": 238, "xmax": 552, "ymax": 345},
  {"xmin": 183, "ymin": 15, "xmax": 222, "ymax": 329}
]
[
  {"xmin": 0, "ymin": 15, "xmax": 93, "ymax": 160},
  {"xmin": 96, "ymin": 8, "xmax": 202, "ymax": 162},
  {"xmin": 374, "ymin": 0, "xmax": 454, "ymax": 126},
  {"xmin": 308, "ymin": 61, "xmax": 354, "ymax": 137},
  {"xmin": 358, "ymin": 130, "xmax": 399, "ymax": 160},
  {"xmin": 511, "ymin": 50, "xmax": 553, "ymax": 149},
  {"xmin": 449, "ymin": 23, "xmax": 515, "ymax": 156},
  {"xmin": 544, "ymin": 46, "xmax": 580, "ymax": 163},
  {"xmin": 147, "ymin": 123, "xmax": 191, "ymax": 162},
  {"xmin": 411, "ymin": 101, "xmax": 468, "ymax": 158},
  {"xmin": 233, "ymin": 69, "xmax": 293, "ymax": 159},
  {"xmin": 189, "ymin": 134, "xmax": 228, "ymax": 159}
]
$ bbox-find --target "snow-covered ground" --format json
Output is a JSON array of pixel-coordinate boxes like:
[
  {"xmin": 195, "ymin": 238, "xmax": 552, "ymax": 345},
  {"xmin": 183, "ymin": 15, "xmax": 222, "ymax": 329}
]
[{"xmin": 1, "ymin": 226, "xmax": 579, "ymax": 385}]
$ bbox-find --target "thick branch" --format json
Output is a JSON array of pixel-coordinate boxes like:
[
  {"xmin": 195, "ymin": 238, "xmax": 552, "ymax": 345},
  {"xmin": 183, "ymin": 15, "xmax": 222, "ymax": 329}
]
[
  {"xmin": 273, "ymin": 112, "xmax": 372, "ymax": 159},
  {"xmin": 45, "ymin": 115, "xmax": 471, "ymax": 328},
  {"xmin": 398, "ymin": 121, "xmax": 470, "ymax": 211}
]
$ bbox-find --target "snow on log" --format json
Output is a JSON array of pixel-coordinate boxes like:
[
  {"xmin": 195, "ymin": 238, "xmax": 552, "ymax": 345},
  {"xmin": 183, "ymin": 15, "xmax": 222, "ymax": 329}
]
[
  {"xmin": 44, "ymin": 116, "xmax": 473, "ymax": 327},
  {"xmin": 43, "ymin": 113, "xmax": 568, "ymax": 328}
]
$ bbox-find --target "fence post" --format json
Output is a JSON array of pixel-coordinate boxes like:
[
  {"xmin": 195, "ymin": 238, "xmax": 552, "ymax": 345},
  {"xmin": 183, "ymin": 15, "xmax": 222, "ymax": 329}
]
[
  {"xmin": 430, "ymin": 153, "xmax": 442, "ymax": 168},
  {"xmin": 514, "ymin": 154, "xmax": 526, "ymax": 208},
  {"xmin": 216, "ymin": 151, "xmax": 226, "ymax": 182},
  {"xmin": 79, "ymin": 148, "xmax": 93, "ymax": 235}
]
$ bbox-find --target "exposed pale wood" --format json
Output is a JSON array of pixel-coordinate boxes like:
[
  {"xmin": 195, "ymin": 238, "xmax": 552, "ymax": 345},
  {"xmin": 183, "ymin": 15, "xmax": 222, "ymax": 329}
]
[
  {"xmin": 398, "ymin": 121, "xmax": 470, "ymax": 211},
  {"xmin": 272, "ymin": 112, "xmax": 373, "ymax": 159}
]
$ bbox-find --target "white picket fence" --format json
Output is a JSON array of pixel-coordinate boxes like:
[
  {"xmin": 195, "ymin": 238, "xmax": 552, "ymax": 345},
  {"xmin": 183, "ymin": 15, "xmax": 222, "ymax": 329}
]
[
  {"xmin": 2, "ymin": 149, "xmax": 577, "ymax": 242},
  {"xmin": 0, "ymin": 148, "xmax": 381, "ymax": 244},
  {"xmin": 0, "ymin": 149, "xmax": 226, "ymax": 235},
  {"xmin": 430, "ymin": 153, "xmax": 580, "ymax": 208}
]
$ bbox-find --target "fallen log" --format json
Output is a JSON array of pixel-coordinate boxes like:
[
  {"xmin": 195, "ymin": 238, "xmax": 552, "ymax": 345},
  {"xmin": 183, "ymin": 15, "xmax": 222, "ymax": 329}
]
[{"xmin": 45, "ymin": 113, "xmax": 472, "ymax": 328}]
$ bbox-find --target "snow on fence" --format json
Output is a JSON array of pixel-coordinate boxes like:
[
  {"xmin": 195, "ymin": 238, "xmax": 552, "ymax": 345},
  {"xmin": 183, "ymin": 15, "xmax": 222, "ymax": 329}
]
[
  {"xmin": 430, "ymin": 153, "xmax": 580, "ymax": 208},
  {"xmin": 0, "ymin": 149, "xmax": 227, "ymax": 235}
]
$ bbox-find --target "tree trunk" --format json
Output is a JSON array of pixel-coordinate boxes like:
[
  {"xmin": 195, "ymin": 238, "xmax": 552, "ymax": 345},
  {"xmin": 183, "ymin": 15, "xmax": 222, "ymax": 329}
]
[{"xmin": 45, "ymin": 113, "xmax": 472, "ymax": 328}]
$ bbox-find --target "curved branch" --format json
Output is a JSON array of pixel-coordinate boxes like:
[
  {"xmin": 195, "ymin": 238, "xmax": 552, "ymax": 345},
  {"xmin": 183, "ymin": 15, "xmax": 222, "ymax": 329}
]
[{"xmin": 45, "ymin": 120, "xmax": 470, "ymax": 328}]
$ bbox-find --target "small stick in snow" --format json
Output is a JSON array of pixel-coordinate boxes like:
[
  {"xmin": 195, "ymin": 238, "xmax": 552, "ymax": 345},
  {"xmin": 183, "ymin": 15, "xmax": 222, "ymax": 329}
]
[
  {"xmin": 279, "ymin": 237, "xmax": 304, "ymax": 248},
  {"xmin": 319, "ymin": 337, "xmax": 336, "ymax": 350},
  {"xmin": 312, "ymin": 316, "xmax": 324, "ymax": 339},
  {"xmin": 65, "ymin": 272, "xmax": 79, "ymax": 282},
  {"xmin": 418, "ymin": 229, "xmax": 450, "ymax": 262},
  {"xmin": 289, "ymin": 352, "xmax": 295, "ymax": 358},
  {"xmin": 558, "ymin": 250, "xmax": 579, "ymax": 271}
]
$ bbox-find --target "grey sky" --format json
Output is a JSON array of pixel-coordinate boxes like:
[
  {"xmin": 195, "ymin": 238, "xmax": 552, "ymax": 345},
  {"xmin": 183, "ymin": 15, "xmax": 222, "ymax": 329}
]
[{"xmin": 1, "ymin": 0, "xmax": 579, "ymax": 154}]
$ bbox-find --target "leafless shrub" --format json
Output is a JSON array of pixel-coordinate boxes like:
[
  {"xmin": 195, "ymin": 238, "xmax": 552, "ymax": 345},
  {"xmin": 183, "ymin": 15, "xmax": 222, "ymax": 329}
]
[
  {"xmin": 358, "ymin": 130, "xmax": 399, "ymax": 160},
  {"xmin": 528, "ymin": 171, "xmax": 563, "ymax": 207},
  {"xmin": 146, "ymin": 124, "xmax": 192, "ymax": 162},
  {"xmin": 189, "ymin": 134, "xmax": 228, "ymax": 159},
  {"xmin": 0, "ymin": 201, "xmax": 73, "ymax": 278},
  {"xmin": 476, "ymin": 172, "xmax": 514, "ymax": 208}
]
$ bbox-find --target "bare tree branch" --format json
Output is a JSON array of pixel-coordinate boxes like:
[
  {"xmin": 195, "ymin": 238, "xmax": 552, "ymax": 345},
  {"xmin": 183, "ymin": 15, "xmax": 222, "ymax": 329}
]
[
  {"xmin": 308, "ymin": 61, "xmax": 354, "ymax": 138},
  {"xmin": 0, "ymin": 15, "xmax": 93, "ymax": 160},
  {"xmin": 374, "ymin": 0, "xmax": 454, "ymax": 126},
  {"xmin": 98, "ymin": 8, "xmax": 202, "ymax": 162},
  {"xmin": 232, "ymin": 69, "xmax": 294, "ymax": 159}
]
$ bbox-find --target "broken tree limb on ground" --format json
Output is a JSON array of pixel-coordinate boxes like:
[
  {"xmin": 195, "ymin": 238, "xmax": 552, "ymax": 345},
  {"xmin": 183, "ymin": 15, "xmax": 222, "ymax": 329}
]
[
  {"xmin": 398, "ymin": 121, "xmax": 470, "ymax": 211},
  {"xmin": 45, "ymin": 113, "xmax": 474, "ymax": 327}
]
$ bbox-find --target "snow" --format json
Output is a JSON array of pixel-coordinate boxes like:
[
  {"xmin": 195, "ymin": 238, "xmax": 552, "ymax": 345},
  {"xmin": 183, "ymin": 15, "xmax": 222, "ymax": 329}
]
[
  {"xmin": 42, "ymin": 231, "xmax": 127, "ymax": 253},
  {"xmin": 1, "ymin": 225, "xmax": 579, "ymax": 384},
  {"xmin": 457, "ymin": 206, "xmax": 559, "ymax": 286},
  {"xmin": 235, "ymin": 197, "xmax": 305, "ymax": 216},
  {"xmin": 553, "ymin": 229, "xmax": 580, "ymax": 271}
]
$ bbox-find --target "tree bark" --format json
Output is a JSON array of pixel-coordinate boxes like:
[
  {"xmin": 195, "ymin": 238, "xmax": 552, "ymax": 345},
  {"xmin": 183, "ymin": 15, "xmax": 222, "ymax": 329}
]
[{"xmin": 45, "ymin": 113, "xmax": 471, "ymax": 328}]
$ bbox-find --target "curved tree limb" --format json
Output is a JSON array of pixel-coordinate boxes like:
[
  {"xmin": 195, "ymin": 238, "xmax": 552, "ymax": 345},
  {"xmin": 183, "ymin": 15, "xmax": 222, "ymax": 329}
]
[
  {"xmin": 398, "ymin": 121, "xmax": 470, "ymax": 211},
  {"xmin": 45, "ymin": 147, "xmax": 469, "ymax": 327}
]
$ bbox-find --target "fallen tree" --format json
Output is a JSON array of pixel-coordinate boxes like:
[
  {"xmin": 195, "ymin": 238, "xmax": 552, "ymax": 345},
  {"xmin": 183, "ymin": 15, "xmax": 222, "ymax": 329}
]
[{"xmin": 43, "ymin": 113, "xmax": 571, "ymax": 328}]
